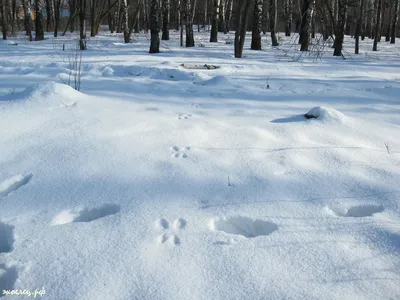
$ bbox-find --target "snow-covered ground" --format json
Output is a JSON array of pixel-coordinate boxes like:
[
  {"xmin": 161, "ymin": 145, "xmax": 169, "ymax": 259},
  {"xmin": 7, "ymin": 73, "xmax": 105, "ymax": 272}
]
[{"xmin": 0, "ymin": 31, "xmax": 400, "ymax": 300}]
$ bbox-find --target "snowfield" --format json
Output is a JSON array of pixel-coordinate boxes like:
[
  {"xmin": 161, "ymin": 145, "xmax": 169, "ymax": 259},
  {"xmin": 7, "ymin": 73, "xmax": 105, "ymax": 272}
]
[{"xmin": 0, "ymin": 31, "xmax": 400, "ymax": 300}]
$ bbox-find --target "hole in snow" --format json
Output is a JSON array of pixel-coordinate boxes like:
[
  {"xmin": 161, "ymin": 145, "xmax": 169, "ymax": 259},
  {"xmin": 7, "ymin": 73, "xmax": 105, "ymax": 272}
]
[
  {"xmin": 52, "ymin": 204, "xmax": 120, "ymax": 225},
  {"xmin": 0, "ymin": 264, "xmax": 18, "ymax": 296},
  {"xmin": 0, "ymin": 222, "xmax": 14, "ymax": 253},
  {"xmin": 0, "ymin": 174, "xmax": 32, "ymax": 197},
  {"xmin": 344, "ymin": 205, "xmax": 384, "ymax": 217},
  {"xmin": 214, "ymin": 216, "xmax": 278, "ymax": 238}
]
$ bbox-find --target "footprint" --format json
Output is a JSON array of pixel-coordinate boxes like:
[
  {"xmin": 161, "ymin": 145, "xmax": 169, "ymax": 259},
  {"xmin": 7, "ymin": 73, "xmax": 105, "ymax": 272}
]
[
  {"xmin": 0, "ymin": 222, "xmax": 14, "ymax": 254},
  {"xmin": 177, "ymin": 113, "xmax": 192, "ymax": 120},
  {"xmin": 156, "ymin": 217, "xmax": 187, "ymax": 246},
  {"xmin": 212, "ymin": 216, "xmax": 278, "ymax": 238},
  {"xmin": 170, "ymin": 146, "xmax": 190, "ymax": 158},
  {"xmin": 0, "ymin": 264, "xmax": 18, "ymax": 295},
  {"xmin": 329, "ymin": 204, "xmax": 384, "ymax": 218},
  {"xmin": 51, "ymin": 204, "xmax": 120, "ymax": 225},
  {"xmin": 0, "ymin": 174, "xmax": 33, "ymax": 196}
]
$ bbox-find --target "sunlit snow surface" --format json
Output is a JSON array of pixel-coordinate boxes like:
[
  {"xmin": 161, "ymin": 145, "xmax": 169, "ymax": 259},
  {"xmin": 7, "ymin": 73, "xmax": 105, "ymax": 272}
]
[{"xmin": 0, "ymin": 31, "xmax": 399, "ymax": 300}]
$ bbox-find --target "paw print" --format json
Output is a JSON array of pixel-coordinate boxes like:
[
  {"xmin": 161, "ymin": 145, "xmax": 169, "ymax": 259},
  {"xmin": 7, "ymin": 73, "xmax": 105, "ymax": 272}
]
[
  {"xmin": 177, "ymin": 113, "xmax": 192, "ymax": 120},
  {"xmin": 156, "ymin": 217, "xmax": 187, "ymax": 246},
  {"xmin": 171, "ymin": 145, "xmax": 190, "ymax": 158}
]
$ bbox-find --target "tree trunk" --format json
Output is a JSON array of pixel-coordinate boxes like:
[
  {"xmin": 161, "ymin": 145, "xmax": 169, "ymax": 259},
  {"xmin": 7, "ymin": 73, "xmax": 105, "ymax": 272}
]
[
  {"xmin": 121, "ymin": 0, "xmax": 130, "ymax": 42},
  {"xmin": 54, "ymin": 0, "xmax": 61, "ymax": 37},
  {"xmin": 299, "ymin": 0, "xmax": 314, "ymax": 51},
  {"xmin": 78, "ymin": 0, "xmax": 86, "ymax": 50},
  {"xmin": 373, "ymin": 0, "xmax": 382, "ymax": 50},
  {"xmin": 251, "ymin": 0, "xmax": 262, "ymax": 50},
  {"xmin": 162, "ymin": 0, "xmax": 169, "ymax": 40},
  {"xmin": 225, "ymin": 0, "xmax": 233, "ymax": 32},
  {"xmin": 333, "ymin": 0, "xmax": 347, "ymax": 56},
  {"xmin": 284, "ymin": 0, "xmax": 292, "ymax": 36},
  {"xmin": 23, "ymin": 0, "xmax": 32, "ymax": 40},
  {"xmin": 391, "ymin": 0, "xmax": 399, "ymax": 43},
  {"xmin": 46, "ymin": 0, "xmax": 55, "ymax": 31},
  {"xmin": 35, "ymin": 0, "xmax": 45, "ymax": 40},
  {"xmin": 234, "ymin": 0, "xmax": 252, "ymax": 58},
  {"xmin": 0, "ymin": 0, "xmax": 7, "ymax": 39},
  {"xmin": 218, "ymin": 0, "xmax": 226, "ymax": 33},
  {"xmin": 210, "ymin": 0, "xmax": 219, "ymax": 42},
  {"xmin": 355, "ymin": 0, "xmax": 364, "ymax": 54},
  {"xmin": 269, "ymin": 0, "xmax": 278, "ymax": 46},
  {"xmin": 149, "ymin": 0, "xmax": 160, "ymax": 53},
  {"xmin": 184, "ymin": 0, "xmax": 195, "ymax": 46}
]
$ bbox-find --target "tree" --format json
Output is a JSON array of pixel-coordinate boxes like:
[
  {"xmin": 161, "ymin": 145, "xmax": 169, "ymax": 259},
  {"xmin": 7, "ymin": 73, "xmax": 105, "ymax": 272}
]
[
  {"xmin": 46, "ymin": 0, "xmax": 55, "ymax": 32},
  {"xmin": 210, "ymin": 0, "xmax": 220, "ymax": 42},
  {"xmin": 333, "ymin": 0, "xmax": 347, "ymax": 56},
  {"xmin": 0, "ymin": 0, "xmax": 7, "ymax": 40},
  {"xmin": 299, "ymin": 0, "xmax": 314, "ymax": 51},
  {"xmin": 284, "ymin": 0, "xmax": 293, "ymax": 36},
  {"xmin": 149, "ymin": 0, "xmax": 160, "ymax": 53},
  {"xmin": 183, "ymin": 0, "xmax": 195, "ymax": 46},
  {"xmin": 35, "ymin": 0, "xmax": 45, "ymax": 41},
  {"xmin": 269, "ymin": 0, "xmax": 278, "ymax": 46},
  {"xmin": 23, "ymin": 0, "xmax": 32, "ymax": 40},
  {"xmin": 234, "ymin": 0, "xmax": 252, "ymax": 58},
  {"xmin": 373, "ymin": 0, "xmax": 382, "ymax": 50},
  {"xmin": 78, "ymin": 0, "xmax": 86, "ymax": 50},
  {"xmin": 162, "ymin": 0, "xmax": 170, "ymax": 40},
  {"xmin": 355, "ymin": 0, "xmax": 365, "ymax": 54},
  {"xmin": 121, "ymin": 0, "xmax": 130, "ymax": 42},
  {"xmin": 391, "ymin": 0, "xmax": 399, "ymax": 43},
  {"xmin": 251, "ymin": 0, "xmax": 263, "ymax": 50}
]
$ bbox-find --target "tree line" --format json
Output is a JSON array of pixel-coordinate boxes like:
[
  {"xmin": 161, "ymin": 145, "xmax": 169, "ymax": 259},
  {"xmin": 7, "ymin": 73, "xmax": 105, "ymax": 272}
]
[{"xmin": 0, "ymin": 0, "xmax": 398, "ymax": 56}]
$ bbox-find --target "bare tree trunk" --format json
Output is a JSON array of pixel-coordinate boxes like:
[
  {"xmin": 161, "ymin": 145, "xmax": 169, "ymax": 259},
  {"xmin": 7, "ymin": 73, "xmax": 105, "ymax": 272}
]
[
  {"xmin": 35, "ymin": 0, "xmax": 45, "ymax": 40},
  {"xmin": 218, "ymin": 0, "xmax": 226, "ymax": 33},
  {"xmin": 149, "ymin": 0, "xmax": 160, "ymax": 53},
  {"xmin": 46, "ymin": 0, "xmax": 55, "ymax": 31},
  {"xmin": 355, "ymin": 0, "xmax": 364, "ymax": 53},
  {"xmin": 284, "ymin": 0, "xmax": 292, "ymax": 36},
  {"xmin": 121, "ymin": 0, "xmax": 130, "ymax": 42},
  {"xmin": 225, "ymin": 0, "xmax": 233, "ymax": 31},
  {"xmin": 184, "ymin": 0, "xmax": 195, "ymax": 46},
  {"xmin": 54, "ymin": 0, "xmax": 63, "ymax": 37},
  {"xmin": 391, "ymin": 0, "xmax": 399, "ymax": 43},
  {"xmin": 299, "ymin": 0, "xmax": 314, "ymax": 51},
  {"xmin": 251, "ymin": 0, "xmax": 262, "ymax": 50},
  {"xmin": 23, "ymin": 0, "xmax": 32, "ymax": 40},
  {"xmin": 0, "ymin": 0, "xmax": 7, "ymax": 39},
  {"xmin": 210, "ymin": 0, "xmax": 219, "ymax": 41},
  {"xmin": 79, "ymin": 0, "xmax": 86, "ymax": 50},
  {"xmin": 333, "ymin": 0, "xmax": 347, "ymax": 56},
  {"xmin": 162, "ymin": 0, "xmax": 169, "ymax": 40},
  {"xmin": 234, "ymin": 0, "xmax": 252, "ymax": 58},
  {"xmin": 269, "ymin": 0, "xmax": 278, "ymax": 46},
  {"xmin": 373, "ymin": 0, "xmax": 382, "ymax": 50}
]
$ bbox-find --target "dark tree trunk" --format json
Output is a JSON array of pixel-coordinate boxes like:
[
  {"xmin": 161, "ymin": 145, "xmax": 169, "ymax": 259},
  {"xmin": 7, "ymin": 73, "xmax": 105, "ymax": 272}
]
[
  {"xmin": 218, "ymin": 0, "xmax": 226, "ymax": 33},
  {"xmin": 210, "ymin": 0, "xmax": 219, "ymax": 42},
  {"xmin": 333, "ymin": 0, "xmax": 347, "ymax": 56},
  {"xmin": 284, "ymin": 0, "xmax": 292, "ymax": 36},
  {"xmin": 184, "ymin": 0, "xmax": 195, "ymax": 47},
  {"xmin": 251, "ymin": 0, "xmax": 262, "ymax": 50},
  {"xmin": 355, "ymin": 0, "xmax": 365, "ymax": 54},
  {"xmin": 299, "ymin": 0, "xmax": 314, "ymax": 51},
  {"xmin": 35, "ymin": 0, "xmax": 45, "ymax": 41},
  {"xmin": 46, "ymin": 0, "xmax": 55, "ymax": 32},
  {"xmin": 54, "ymin": 0, "xmax": 61, "ymax": 37},
  {"xmin": 373, "ymin": 0, "xmax": 382, "ymax": 50},
  {"xmin": 78, "ymin": 0, "xmax": 86, "ymax": 50},
  {"xmin": 0, "ymin": 0, "xmax": 7, "ymax": 39},
  {"xmin": 162, "ymin": 0, "xmax": 170, "ymax": 40},
  {"xmin": 225, "ymin": 0, "xmax": 233, "ymax": 32},
  {"xmin": 23, "ymin": 0, "xmax": 32, "ymax": 40},
  {"xmin": 121, "ymin": 0, "xmax": 130, "ymax": 42},
  {"xmin": 234, "ymin": 0, "xmax": 252, "ymax": 58},
  {"xmin": 149, "ymin": 0, "xmax": 160, "ymax": 53},
  {"xmin": 391, "ymin": 0, "xmax": 399, "ymax": 43},
  {"xmin": 270, "ymin": 0, "xmax": 278, "ymax": 46}
]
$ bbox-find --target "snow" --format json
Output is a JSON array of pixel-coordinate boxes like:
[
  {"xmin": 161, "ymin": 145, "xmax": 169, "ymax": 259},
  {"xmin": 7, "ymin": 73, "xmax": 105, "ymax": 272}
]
[{"xmin": 0, "ymin": 31, "xmax": 400, "ymax": 299}]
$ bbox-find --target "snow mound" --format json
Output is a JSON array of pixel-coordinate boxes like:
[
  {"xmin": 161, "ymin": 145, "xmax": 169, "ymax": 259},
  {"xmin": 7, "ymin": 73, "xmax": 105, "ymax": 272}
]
[
  {"xmin": 102, "ymin": 66, "xmax": 114, "ymax": 77},
  {"xmin": 201, "ymin": 75, "xmax": 232, "ymax": 87},
  {"xmin": 213, "ymin": 216, "xmax": 278, "ymax": 238},
  {"xmin": 23, "ymin": 82, "xmax": 82, "ymax": 101},
  {"xmin": 304, "ymin": 106, "xmax": 346, "ymax": 123}
]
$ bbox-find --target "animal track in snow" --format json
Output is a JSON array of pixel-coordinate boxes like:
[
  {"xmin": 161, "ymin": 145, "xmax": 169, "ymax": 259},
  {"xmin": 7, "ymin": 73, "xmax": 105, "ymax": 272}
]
[
  {"xmin": 0, "ymin": 264, "xmax": 18, "ymax": 295},
  {"xmin": 51, "ymin": 204, "xmax": 120, "ymax": 225},
  {"xmin": 155, "ymin": 217, "xmax": 187, "ymax": 246},
  {"xmin": 177, "ymin": 113, "xmax": 192, "ymax": 120},
  {"xmin": 170, "ymin": 146, "xmax": 190, "ymax": 158},
  {"xmin": 0, "ymin": 174, "xmax": 33, "ymax": 196},
  {"xmin": 0, "ymin": 222, "xmax": 14, "ymax": 254},
  {"xmin": 212, "ymin": 216, "xmax": 278, "ymax": 238},
  {"xmin": 330, "ymin": 204, "xmax": 384, "ymax": 218}
]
